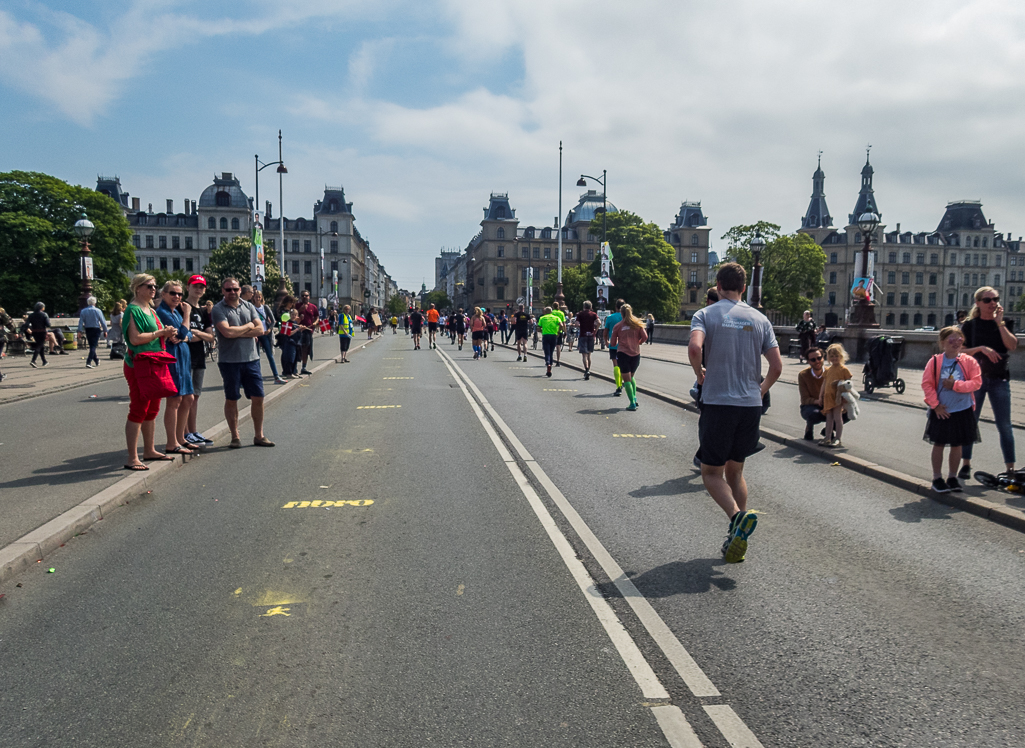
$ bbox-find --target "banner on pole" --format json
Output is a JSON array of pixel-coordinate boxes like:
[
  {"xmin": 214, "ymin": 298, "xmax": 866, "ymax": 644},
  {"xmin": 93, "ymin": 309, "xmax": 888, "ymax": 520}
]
[
  {"xmin": 252, "ymin": 211, "xmax": 265, "ymax": 292},
  {"xmin": 526, "ymin": 267, "xmax": 534, "ymax": 311}
]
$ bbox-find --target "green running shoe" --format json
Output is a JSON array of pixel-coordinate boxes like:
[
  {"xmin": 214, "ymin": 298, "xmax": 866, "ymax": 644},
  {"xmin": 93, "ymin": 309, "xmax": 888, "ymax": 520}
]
[{"xmin": 723, "ymin": 510, "xmax": 758, "ymax": 564}]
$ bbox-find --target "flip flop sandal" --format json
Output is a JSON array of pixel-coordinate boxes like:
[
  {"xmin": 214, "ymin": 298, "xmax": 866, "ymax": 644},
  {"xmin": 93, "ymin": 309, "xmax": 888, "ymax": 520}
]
[
  {"xmin": 143, "ymin": 454, "xmax": 175, "ymax": 462},
  {"xmin": 123, "ymin": 463, "xmax": 149, "ymax": 471}
]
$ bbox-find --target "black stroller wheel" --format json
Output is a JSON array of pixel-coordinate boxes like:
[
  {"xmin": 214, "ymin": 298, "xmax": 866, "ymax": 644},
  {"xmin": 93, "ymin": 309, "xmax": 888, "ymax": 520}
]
[
  {"xmin": 863, "ymin": 375, "xmax": 875, "ymax": 394},
  {"xmin": 894, "ymin": 379, "xmax": 906, "ymax": 394},
  {"xmin": 973, "ymin": 471, "xmax": 1001, "ymax": 489}
]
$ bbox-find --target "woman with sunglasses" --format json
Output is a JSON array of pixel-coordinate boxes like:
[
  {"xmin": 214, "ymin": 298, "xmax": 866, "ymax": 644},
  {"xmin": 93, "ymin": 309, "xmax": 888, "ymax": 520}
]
[
  {"xmin": 156, "ymin": 280, "xmax": 197, "ymax": 457},
  {"xmin": 958, "ymin": 286, "xmax": 1019, "ymax": 481},
  {"xmin": 122, "ymin": 274, "xmax": 177, "ymax": 470}
]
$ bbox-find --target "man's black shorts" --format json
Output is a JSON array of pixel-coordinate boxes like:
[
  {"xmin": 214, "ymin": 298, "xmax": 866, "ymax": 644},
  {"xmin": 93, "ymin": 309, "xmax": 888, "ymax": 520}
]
[
  {"xmin": 428, "ymin": 322, "xmax": 438, "ymax": 332},
  {"xmin": 698, "ymin": 404, "xmax": 762, "ymax": 466},
  {"xmin": 515, "ymin": 330, "xmax": 528, "ymax": 341},
  {"xmin": 411, "ymin": 326, "xmax": 422, "ymax": 336}
]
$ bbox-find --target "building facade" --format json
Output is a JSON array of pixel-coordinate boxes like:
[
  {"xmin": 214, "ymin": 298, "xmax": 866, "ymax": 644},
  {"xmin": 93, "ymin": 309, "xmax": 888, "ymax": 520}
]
[
  {"xmin": 796, "ymin": 156, "xmax": 1024, "ymax": 331},
  {"xmin": 664, "ymin": 201, "xmax": 713, "ymax": 318},
  {"xmin": 96, "ymin": 174, "xmax": 393, "ymax": 313}
]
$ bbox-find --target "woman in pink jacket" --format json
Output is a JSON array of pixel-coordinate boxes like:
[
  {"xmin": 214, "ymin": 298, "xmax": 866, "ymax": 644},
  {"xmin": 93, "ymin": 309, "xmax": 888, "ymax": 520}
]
[
  {"xmin": 610, "ymin": 304, "xmax": 648, "ymax": 411},
  {"xmin": 922, "ymin": 326, "xmax": 982, "ymax": 493}
]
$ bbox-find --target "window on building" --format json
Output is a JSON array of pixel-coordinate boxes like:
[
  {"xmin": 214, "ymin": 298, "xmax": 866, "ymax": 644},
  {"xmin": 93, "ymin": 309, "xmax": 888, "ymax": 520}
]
[
  {"xmin": 887, "ymin": 252, "xmax": 897, "ymax": 263},
  {"xmin": 172, "ymin": 257, "xmax": 180, "ymax": 271},
  {"xmin": 495, "ymin": 265, "xmax": 505, "ymax": 279},
  {"xmin": 903, "ymin": 252, "xmax": 911, "ymax": 263},
  {"xmin": 330, "ymin": 241, "xmax": 338, "ymax": 253},
  {"xmin": 497, "ymin": 246, "xmax": 505, "ymax": 258},
  {"xmin": 972, "ymin": 273, "xmax": 979, "ymax": 286},
  {"xmin": 690, "ymin": 290, "xmax": 697, "ymax": 303},
  {"xmin": 220, "ymin": 238, "xmax": 227, "ymax": 246},
  {"xmin": 145, "ymin": 235, "xmax": 154, "ymax": 249},
  {"xmin": 185, "ymin": 237, "xmax": 192, "ymax": 250},
  {"xmin": 292, "ymin": 240, "xmax": 299, "ymax": 252},
  {"xmin": 207, "ymin": 217, "xmax": 215, "ymax": 229},
  {"xmin": 521, "ymin": 247, "xmax": 529, "ymax": 259},
  {"xmin": 830, "ymin": 252, "xmax": 837, "ymax": 264},
  {"xmin": 915, "ymin": 253, "xmax": 924, "ymax": 264},
  {"xmin": 900, "ymin": 292, "xmax": 909, "ymax": 306},
  {"xmin": 159, "ymin": 236, "xmax": 167, "ymax": 249},
  {"xmin": 913, "ymin": 313, "xmax": 923, "ymax": 325},
  {"xmin": 220, "ymin": 217, "xmax": 228, "ymax": 230},
  {"xmin": 886, "ymin": 292, "xmax": 895, "ymax": 305},
  {"xmin": 885, "ymin": 271, "xmax": 894, "ymax": 284},
  {"xmin": 691, "ymin": 234, "xmax": 699, "ymax": 246},
  {"xmin": 828, "ymin": 291, "xmax": 836, "ymax": 306},
  {"xmin": 829, "ymin": 271, "xmax": 837, "ymax": 284},
  {"xmin": 899, "ymin": 312, "xmax": 909, "ymax": 326},
  {"xmin": 995, "ymin": 274, "xmax": 1001, "ymax": 286},
  {"xmin": 496, "ymin": 287, "xmax": 505, "ymax": 300},
  {"xmin": 132, "ymin": 235, "xmax": 140, "ymax": 248},
  {"xmin": 543, "ymin": 247, "xmax": 551, "ymax": 259},
  {"xmin": 981, "ymin": 254, "xmax": 988, "ymax": 267},
  {"xmin": 305, "ymin": 283, "xmax": 312, "ymax": 294},
  {"xmin": 208, "ymin": 237, "xmax": 216, "ymax": 249},
  {"xmin": 930, "ymin": 253, "xmax": 939, "ymax": 265},
  {"xmin": 947, "ymin": 292, "xmax": 954, "ymax": 305},
  {"xmin": 928, "ymin": 313, "xmax": 937, "ymax": 326},
  {"xmin": 330, "ymin": 221, "xmax": 338, "ymax": 232},
  {"xmin": 231, "ymin": 218, "xmax": 239, "ymax": 230},
  {"xmin": 586, "ymin": 248, "xmax": 594, "ymax": 261},
  {"xmin": 304, "ymin": 261, "xmax": 312, "ymax": 274},
  {"xmin": 996, "ymin": 254, "xmax": 1003, "ymax": 267},
  {"xmin": 497, "ymin": 227, "xmax": 505, "ymax": 239},
  {"xmin": 186, "ymin": 258, "xmax": 193, "ymax": 272},
  {"xmin": 690, "ymin": 251, "xmax": 699, "ymax": 264},
  {"xmin": 159, "ymin": 257, "xmax": 168, "ymax": 270},
  {"xmin": 533, "ymin": 247, "xmax": 540, "ymax": 259},
  {"xmin": 981, "ymin": 273, "xmax": 987, "ymax": 285},
  {"xmin": 914, "ymin": 292, "xmax": 922, "ymax": 305},
  {"xmin": 901, "ymin": 272, "xmax": 910, "ymax": 284},
  {"xmin": 885, "ymin": 313, "xmax": 895, "ymax": 325},
  {"xmin": 928, "ymin": 292, "xmax": 936, "ymax": 306},
  {"xmin": 521, "ymin": 268, "xmax": 528, "ymax": 281},
  {"xmin": 855, "ymin": 233, "xmax": 861, "ymax": 243},
  {"xmin": 302, "ymin": 240, "xmax": 310, "ymax": 253},
  {"xmin": 950, "ymin": 252, "xmax": 957, "ymax": 264},
  {"xmin": 915, "ymin": 272, "xmax": 924, "ymax": 284},
  {"xmin": 331, "ymin": 261, "xmax": 338, "ymax": 272},
  {"xmin": 290, "ymin": 261, "xmax": 298, "ymax": 274},
  {"xmin": 145, "ymin": 257, "xmax": 154, "ymax": 271},
  {"xmin": 690, "ymin": 270, "xmax": 698, "ymax": 283},
  {"xmin": 983, "ymin": 238, "xmax": 988, "ymax": 248}
]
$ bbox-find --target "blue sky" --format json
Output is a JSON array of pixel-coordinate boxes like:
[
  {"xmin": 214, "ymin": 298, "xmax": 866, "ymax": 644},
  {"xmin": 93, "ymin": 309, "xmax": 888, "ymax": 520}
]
[{"xmin": 3, "ymin": 0, "xmax": 1025, "ymax": 291}]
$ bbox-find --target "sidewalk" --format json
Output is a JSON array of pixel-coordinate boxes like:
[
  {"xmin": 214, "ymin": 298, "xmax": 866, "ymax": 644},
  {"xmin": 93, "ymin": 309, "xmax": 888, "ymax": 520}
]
[{"xmin": 639, "ymin": 341, "xmax": 1025, "ymax": 430}]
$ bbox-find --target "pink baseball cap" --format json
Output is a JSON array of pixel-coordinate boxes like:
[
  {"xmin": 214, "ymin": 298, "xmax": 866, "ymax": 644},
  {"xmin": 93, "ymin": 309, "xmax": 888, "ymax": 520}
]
[{"xmin": 187, "ymin": 275, "xmax": 207, "ymax": 286}]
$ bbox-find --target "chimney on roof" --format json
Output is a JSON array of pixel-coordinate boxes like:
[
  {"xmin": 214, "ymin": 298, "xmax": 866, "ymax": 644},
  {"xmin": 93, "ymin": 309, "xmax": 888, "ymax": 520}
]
[
  {"xmin": 166, "ymin": 199, "xmax": 173, "ymax": 214},
  {"xmin": 222, "ymin": 172, "xmax": 232, "ymax": 180},
  {"xmin": 266, "ymin": 201, "xmax": 272, "ymax": 219},
  {"xmin": 896, "ymin": 223, "xmax": 900, "ymax": 233},
  {"xmin": 148, "ymin": 203, "xmax": 153, "ymax": 213},
  {"xmin": 184, "ymin": 198, "xmax": 190, "ymax": 216},
  {"xmin": 132, "ymin": 197, "xmax": 141, "ymax": 211},
  {"xmin": 191, "ymin": 200, "xmax": 196, "ymax": 214}
]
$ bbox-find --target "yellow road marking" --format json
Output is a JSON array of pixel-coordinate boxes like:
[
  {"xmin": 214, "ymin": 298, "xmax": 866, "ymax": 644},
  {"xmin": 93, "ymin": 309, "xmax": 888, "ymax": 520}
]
[
  {"xmin": 234, "ymin": 588, "xmax": 242, "ymax": 596},
  {"xmin": 456, "ymin": 584, "xmax": 465, "ymax": 596},
  {"xmin": 260, "ymin": 606, "xmax": 291, "ymax": 617},
  {"xmin": 382, "ymin": 377, "xmax": 413, "ymax": 379},
  {"xmin": 357, "ymin": 405, "xmax": 402, "ymax": 409},
  {"xmin": 338, "ymin": 448, "xmax": 375, "ymax": 454},
  {"xmin": 281, "ymin": 500, "xmax": 374, "ymax": 508},
  {"xmin": 612, "ymin": 434, "xmax": 667, "ymax": 438},
  {"xmin": 383, "ymin": 357, "xmax": 404, "ymax": 359}
]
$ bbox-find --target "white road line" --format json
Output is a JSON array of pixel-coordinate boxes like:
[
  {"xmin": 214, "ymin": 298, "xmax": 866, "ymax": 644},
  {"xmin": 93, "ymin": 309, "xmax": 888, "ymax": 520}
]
[
  {"xmin": 440, "ymin": 349, "xmax": 719, "ymax": 696},
  {"xmin": 439, "ymin": 348, "xmax": 768, "ymax": 748},
  {"xmin": 650, "ymin": 706, "xmax": 705, "ymax": 748},
  {"xmin": 703, "ymin": 706, "xmax": 765, "ymax": 748},
  {"xmin": 437, "ymin": 354, "xmax": 669, "ymax": 702}
]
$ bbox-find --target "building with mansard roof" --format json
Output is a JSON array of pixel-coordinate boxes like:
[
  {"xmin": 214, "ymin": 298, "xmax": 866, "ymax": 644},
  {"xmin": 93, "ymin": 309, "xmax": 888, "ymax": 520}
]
[
  {"xmin": 796, "ymin": 155, "xmax": 1024, "ymax": 331},
  {"xmin": 664, "ymin": 201, "xmax": 713, "ymax": 318},
  {"xmin": 96, "ymin": 174, "xmax": 393, "ymax": 313}
]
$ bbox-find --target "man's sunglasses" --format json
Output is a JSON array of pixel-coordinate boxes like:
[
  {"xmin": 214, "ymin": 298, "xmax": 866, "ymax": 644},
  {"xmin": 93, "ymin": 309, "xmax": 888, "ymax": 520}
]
[
  {"xmin": 981, "ymin": 297, "xmax": 1000, "ymax": 304},
  {"xmin": 223, "ymin": 288, "xmax": 241, "ymax": 293},
  {"xmin": 165, "ymin": 290, "xmax": 182, "ymax": 297},
  {"xmin": 807, "ymin": 356, "xmax": 823, "ymax": 362}
]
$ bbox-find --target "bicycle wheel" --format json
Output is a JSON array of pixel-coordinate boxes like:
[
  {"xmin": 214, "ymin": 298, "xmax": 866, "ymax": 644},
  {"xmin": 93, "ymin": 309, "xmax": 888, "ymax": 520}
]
[{"xmin": 973, "ymin": 471, "xmax": 1001, "ymax": 489}]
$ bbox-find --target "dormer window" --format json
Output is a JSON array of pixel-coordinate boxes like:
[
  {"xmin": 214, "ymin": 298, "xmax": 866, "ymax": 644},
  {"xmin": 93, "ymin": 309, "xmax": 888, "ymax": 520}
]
[
  {"xmin": 215, "ymin": 191, "xmax": 231, "ymax": 207},
  {"xmin": 496, "ymin": 206, "xmax": 506, "ymax": 218}
]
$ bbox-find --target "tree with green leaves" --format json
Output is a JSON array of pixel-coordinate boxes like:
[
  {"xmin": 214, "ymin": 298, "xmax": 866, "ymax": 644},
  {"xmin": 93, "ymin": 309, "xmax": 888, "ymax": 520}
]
[
  {"xmin": 720, "ymin": 222, "xmax": 826, "ymax": 321},
  {"xmin": 202, "ymin": 237, "xmax": 289, "ymax": 303},
  {"xmin": 541, "ymin": 263, "xmax": 593, "ymax": 312},
  {"xmin": 385, "ymin": 294, "xmax": 408, "ymax": 316},
  {"xmin": 422, "ymin": 290, "xmax": 451, "ymax": 311},
  {"xmin": 586, "ymin": 210, "xmax": 682, "ymax": 321},
  {"xmin": 0, "ymin": 171, "xmax": 136, "ymax": 315}
]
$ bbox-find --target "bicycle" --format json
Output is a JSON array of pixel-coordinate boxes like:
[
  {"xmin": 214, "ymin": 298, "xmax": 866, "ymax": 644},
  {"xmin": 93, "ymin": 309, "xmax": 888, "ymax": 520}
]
[{"xmin": 973, "ymin": 469, "xmax": 1025, "ymax": 493}]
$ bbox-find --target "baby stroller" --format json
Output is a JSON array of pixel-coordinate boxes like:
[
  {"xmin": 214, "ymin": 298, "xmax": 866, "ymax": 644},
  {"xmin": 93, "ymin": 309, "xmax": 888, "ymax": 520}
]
[{"xmin": 863, "ymin": 335, "xmax": 905, "ymax": 394}]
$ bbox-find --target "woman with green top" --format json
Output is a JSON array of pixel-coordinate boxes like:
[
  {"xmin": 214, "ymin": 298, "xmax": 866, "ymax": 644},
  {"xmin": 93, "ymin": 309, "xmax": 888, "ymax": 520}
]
[
  {"xmin": 122, "ymin": 273, "xmax": 177, "ymax": 470},
  {"xmin": 610, "ymin": 304, "xmax": 648, "ymax": 410}
]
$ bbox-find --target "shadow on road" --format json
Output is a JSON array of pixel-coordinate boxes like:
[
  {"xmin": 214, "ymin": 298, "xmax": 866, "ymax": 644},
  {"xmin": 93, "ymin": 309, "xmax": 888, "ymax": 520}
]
[
  {"xmin": 889, "ymin": 497, "xmax": 957, "ymax": 523},
  {"xmin": 0, "ymin": 449, "xmax": 124, "ymax": 489},
  {"xmin": 601, "ymin": 559, "xmax": 736, "ymax": 597},
  {"xmin": 629, "ymin": 475, "xmax": 703, "ymax": 498},
  {"xmin": 577, "ymin": 408, "xmax": 622, "ymax": 416}
]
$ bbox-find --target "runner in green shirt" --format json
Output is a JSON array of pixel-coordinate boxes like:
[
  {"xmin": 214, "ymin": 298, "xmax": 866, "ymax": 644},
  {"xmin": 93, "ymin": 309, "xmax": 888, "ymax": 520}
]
[{"xmin": 537, "ymin": 307, "xmax": 565, "ymax": 377}]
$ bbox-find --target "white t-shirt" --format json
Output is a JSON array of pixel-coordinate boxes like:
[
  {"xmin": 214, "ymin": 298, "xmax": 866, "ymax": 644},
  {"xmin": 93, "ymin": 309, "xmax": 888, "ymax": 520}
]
[{"xmin": 691, "ymin": 299, "xmax": 777, "ymax": 407}]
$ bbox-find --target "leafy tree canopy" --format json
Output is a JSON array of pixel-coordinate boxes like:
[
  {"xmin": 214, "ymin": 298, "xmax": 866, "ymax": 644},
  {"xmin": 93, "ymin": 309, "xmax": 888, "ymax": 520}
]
[
  {"xmin": 0, "ymin": 171, "xmax": 136, "ymax": 315},
  {"xmin": 385, "ymin": 294, "xmax": 408, "ymax": 316},
  {"xmin": 587, "ymin": 209, "xmax": 682, "ymax": 321},
  {"xmin": 202, "ymin": 237, "xmax": 289, "ymax": 305},
  {"xmin": 541, "ymin": 263, "xmax": 593, "ymax": 312},
  {"xmin": 720, "ymin": 222, "xmax": 826, "ymax": 321},
  {"xmin": 422, "ymin": 290, "xmax": 451, "ymax": 311}
]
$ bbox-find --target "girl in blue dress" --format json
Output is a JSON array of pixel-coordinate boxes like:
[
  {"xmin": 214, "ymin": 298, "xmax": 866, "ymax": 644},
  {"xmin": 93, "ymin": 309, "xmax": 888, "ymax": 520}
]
[{"xmin": 156, "ymin": 281, "xmax": 197, "ymax": 455}]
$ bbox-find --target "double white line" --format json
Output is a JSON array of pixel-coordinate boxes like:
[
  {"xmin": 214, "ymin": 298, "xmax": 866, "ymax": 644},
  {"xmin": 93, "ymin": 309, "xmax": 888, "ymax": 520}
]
[{"xmin": 437, "ymin": 348, "xmax": 765, "ymax": 748}]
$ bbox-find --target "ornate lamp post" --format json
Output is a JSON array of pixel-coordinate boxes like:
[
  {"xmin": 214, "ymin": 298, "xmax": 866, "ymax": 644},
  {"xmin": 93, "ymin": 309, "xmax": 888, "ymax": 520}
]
[
  {"xmin": 73, "ymin": 213, "xmax": 95, "ymax": 311},
  {"xmin": 576, "ymin": 169, "xmax": 608, "ymax": 245},
  {"xmin": 749, "ymin": 231, "xmax": 765, "ymax": 310},
  {"xmin": 850, "ymin": 211, "xmax": 880, "ymax": 328},
  {"xmin": 256, "ymin": 130, "xmax": 288, "ymax": 300}
]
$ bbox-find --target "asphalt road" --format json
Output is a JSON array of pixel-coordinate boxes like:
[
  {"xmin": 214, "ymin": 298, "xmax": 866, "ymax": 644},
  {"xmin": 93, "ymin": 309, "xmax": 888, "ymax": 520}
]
[{"xmin": 2, "ymin": 336, "xmax": 1024, "ymax": 747}]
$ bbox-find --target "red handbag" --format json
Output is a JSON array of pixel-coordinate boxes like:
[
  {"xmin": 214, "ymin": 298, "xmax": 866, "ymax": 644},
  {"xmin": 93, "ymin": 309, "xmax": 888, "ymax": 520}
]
[{"xmin": 133, "ymin": 349, "xmax": 179, "ymax": 400}]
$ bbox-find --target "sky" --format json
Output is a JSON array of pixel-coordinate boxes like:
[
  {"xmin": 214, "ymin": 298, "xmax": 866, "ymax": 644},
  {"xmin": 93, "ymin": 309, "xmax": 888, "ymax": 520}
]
[{"xmin": 2, "ymin": 0, "xmax": 1025, "ymax": 291}]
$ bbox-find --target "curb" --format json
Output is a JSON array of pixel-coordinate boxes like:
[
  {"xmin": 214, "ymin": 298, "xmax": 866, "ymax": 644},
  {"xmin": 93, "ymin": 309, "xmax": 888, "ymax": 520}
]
[
  {"xmin": 0, "ymin": 369, "xmax": 124, "ymax": 407},
  {"xmin": 0, "ymin": 335, "xmax": 380, "ymax": 587},
  {"xmin": 506, "ymin": 344, "xmax": 1025, "ymax": 535}
]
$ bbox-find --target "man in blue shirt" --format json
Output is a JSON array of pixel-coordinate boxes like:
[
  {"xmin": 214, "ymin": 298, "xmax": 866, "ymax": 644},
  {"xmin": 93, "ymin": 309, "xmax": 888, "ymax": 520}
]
[
  {"xmin": 603, "ymin": 298, "xmax": 624, "ymax": 396},
  {"xmin": 77, "ymin": 296, "xmax": 108, "ymax": 369}
]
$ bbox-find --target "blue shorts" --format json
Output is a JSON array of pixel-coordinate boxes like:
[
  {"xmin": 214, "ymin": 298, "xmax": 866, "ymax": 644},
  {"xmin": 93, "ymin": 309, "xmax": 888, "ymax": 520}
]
[{"xmin": 218, "ymin": 360, "xmax": 265, "ymax": 401}]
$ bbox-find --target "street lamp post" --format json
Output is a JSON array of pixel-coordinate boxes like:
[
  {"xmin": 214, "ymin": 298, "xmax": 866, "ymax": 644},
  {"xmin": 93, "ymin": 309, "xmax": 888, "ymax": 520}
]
[
  {"xmin": 555, "ymin": 141, "xmax": 564, "ymax": 306},
  {"xmin": 73, "ymin": 213, "xmax": 95, "ymax": 311},
  {"xmin": 749, "ymin": 231, "xmax": 765, "ymax": 310},
  {"xmin": 850, "ymin": 211, "xmax": 880, "ymax": 328},
  {"xmin": 317, "ymin": 229, "xmax": 338, "ymax": 306},
  {"xmin": 255, "ymin": 130, "xmax": 288, "ymax": 300},
  {"xmin": 576, "ymin": 169, "xmax": 608, "ymax": 245}
]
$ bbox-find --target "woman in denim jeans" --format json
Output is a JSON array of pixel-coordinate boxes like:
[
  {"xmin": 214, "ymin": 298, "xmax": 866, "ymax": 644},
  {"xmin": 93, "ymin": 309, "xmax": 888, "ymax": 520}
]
[
  {"xmin": 959, "ymin": 286, "xmax": 1018, "ymax": 479},
  {"xmin": 252, "ymin": 291, "xmax": 286, "ymax": 385}
]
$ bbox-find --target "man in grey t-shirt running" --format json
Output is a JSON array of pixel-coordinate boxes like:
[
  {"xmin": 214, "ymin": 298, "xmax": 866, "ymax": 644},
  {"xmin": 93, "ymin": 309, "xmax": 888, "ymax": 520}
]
[{"xmin": 688, "ymin": 262, "xmax": 781, "ymax": 563}]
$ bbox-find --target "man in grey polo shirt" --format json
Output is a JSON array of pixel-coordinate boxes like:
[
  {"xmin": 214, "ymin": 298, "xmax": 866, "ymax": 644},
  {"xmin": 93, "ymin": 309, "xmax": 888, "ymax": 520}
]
[
  {"xmin": 212, "ymin": 277, "xmax": 275, "ymax": 449},
  {"xmin": 689, "ymin": 262, "xmax": 781, "ymax": 563}
]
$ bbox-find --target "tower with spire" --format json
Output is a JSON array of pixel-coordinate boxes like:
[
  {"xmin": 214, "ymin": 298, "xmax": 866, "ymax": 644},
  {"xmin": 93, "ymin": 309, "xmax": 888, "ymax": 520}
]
[
  {"xmin": 849, "ymin": 147, "xmax": 881, "ymax": 225},
  {"xmin": 798, "ymin": 153, "xmax": 837, "ymax": 245}
]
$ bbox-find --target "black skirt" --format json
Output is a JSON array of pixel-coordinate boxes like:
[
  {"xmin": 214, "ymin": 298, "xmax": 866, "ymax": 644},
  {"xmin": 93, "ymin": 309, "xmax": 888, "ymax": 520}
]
[{"xmin": 923, "ymin": 406, "xmax": 980, "ymax": 447}]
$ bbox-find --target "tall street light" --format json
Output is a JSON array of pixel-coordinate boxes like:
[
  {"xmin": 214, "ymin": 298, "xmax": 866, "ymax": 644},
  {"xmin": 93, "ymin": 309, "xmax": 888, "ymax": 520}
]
[
  {"xmin": 555, "ymin": 141, "xmax": 564, "ymax": 305},
  {"xmin": 749, "ymin": 231, "xmax": 765, "ymax": 310},
  {"xmin": 73, "ymin": 212, "xmax": 95, "ymax": 311},
  {"xmin": 576, "ymin": 169, "xmax": 608, "ymax": 245},
  {"xmin": 317, "ymin": 228, "xmax": 338, "ymax": 306},
  {"xmin": 850, "ymin": 211, "xmax": 880, "ymax": 328},
  {"xmin": 256, "ymin": 130, "xmax": 288, "ymax": 299}
]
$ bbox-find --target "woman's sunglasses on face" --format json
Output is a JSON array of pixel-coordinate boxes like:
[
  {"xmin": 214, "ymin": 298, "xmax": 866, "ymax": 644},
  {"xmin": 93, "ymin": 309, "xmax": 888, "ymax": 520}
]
[{"xmin": 981, "ymin": 297, "xmax": 1000, "ymax": 304}]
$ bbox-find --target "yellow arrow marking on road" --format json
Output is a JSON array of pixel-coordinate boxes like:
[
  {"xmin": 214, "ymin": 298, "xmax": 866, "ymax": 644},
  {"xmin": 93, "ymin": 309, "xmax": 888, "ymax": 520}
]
[
  {"xmin": 281, "ymin": 500, "xmax": 374, "ymax": 508},
  {"xmin": 612, "ymin": 434, "xmax": 667, "ymax": 438}
]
